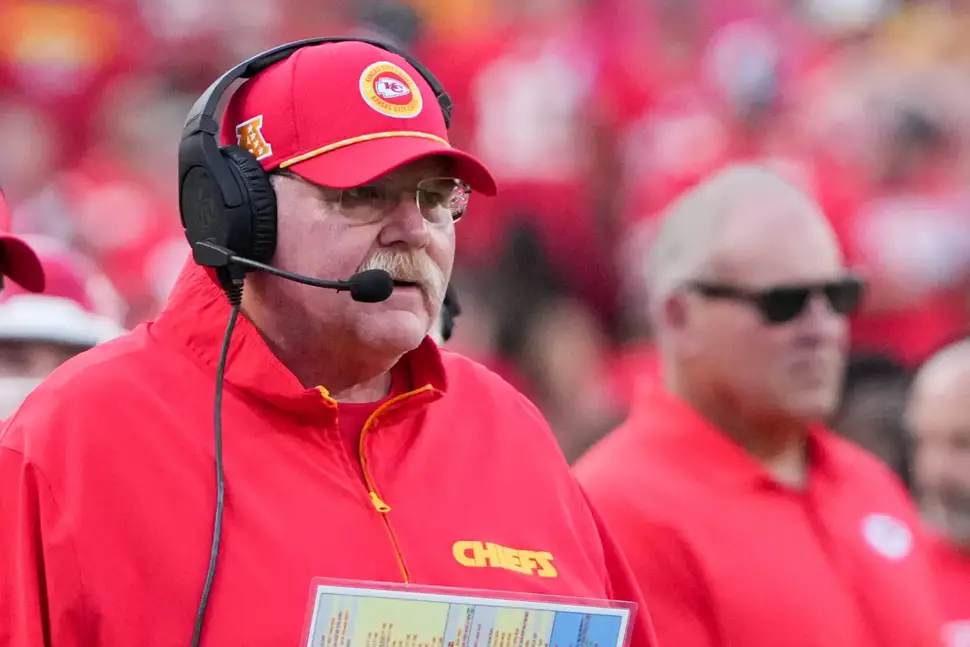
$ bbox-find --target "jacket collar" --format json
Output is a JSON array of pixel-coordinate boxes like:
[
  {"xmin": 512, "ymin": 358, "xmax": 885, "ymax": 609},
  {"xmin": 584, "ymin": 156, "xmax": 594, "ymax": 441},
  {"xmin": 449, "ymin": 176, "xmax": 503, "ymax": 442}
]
[{"xmin": 149, "ymin": 259, "xmax": 447, "ymax": 422}]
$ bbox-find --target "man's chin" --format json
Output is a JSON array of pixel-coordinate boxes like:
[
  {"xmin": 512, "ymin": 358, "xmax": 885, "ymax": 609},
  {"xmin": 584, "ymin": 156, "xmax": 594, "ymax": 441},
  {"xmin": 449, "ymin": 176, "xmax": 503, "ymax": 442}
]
[
  {"xmin": 787, "ymin": 388, "xmax": 840, "ymax": 421},
  {"xmin": 354, "ymin": 310, "xmax": 430, "ymax": 355}
]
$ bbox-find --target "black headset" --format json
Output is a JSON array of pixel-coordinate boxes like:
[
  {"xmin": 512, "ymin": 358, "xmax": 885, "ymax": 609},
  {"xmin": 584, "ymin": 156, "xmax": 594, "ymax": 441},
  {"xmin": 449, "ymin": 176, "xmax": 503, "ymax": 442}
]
[{"xmin": 177, "ymin": 36, "xmax": 455, "ymax": 281}]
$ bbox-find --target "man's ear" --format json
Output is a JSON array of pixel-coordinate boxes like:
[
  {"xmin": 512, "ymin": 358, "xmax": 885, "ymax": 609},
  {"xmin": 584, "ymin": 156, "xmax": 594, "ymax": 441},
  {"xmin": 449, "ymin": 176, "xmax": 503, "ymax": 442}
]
[{"xmin": 661, "ymin": 292, "xmax": 689, "ymax": 331}]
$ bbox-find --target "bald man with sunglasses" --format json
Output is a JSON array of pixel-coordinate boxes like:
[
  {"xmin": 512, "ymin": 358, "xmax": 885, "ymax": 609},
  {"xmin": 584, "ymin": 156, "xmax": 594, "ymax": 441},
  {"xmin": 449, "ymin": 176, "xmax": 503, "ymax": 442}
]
[{"xmin": 575, "ymin": 164, "xmax": 945, "ymax": 647}]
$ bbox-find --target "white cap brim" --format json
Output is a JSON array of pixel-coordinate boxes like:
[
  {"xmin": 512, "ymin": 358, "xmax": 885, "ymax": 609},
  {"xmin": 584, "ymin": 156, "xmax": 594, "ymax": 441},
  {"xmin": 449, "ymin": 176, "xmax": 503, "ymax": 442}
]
[{"xmin": 0, "ymin": 295, "xmax": 127, "ymax": 348}]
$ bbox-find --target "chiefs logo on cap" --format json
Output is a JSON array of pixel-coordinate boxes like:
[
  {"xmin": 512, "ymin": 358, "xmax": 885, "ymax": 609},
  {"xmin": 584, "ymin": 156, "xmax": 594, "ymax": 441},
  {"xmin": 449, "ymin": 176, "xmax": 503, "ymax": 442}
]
[
  {"xmin": 359, "ymin": 61, "xmax": 423, "ymax": 119},
  {"xmin": 236, "ymin": 115, "xmax": 273, "ymax": 161}
]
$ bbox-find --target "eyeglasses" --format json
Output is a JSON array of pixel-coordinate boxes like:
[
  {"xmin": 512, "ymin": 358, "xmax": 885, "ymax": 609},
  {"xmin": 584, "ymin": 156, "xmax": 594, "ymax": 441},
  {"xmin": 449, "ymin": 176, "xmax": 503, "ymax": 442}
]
[
  {"xmin": 685, "ymin": 275, "xmax": 865, "ymax": 325},
  {"xmin": 335, "ymin": 177, "xmax": 472, "ymax": 225}
]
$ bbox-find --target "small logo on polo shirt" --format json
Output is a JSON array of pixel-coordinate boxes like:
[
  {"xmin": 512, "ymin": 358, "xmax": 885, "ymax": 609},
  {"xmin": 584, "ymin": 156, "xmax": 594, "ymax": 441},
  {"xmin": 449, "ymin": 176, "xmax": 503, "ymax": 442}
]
[
  {"xmin": 359, "ymin": 61, "xmax": 423, "ymax": 119},
  {"xmin": 862, "ymin": 513, "xmax": 913, "ymax": 561},
  {"xmin": 236, "ymin": 115, "xmax": 273, "ymax": 161},
  {"xmin": 452, "ymin": 540, "xmax": 557, "ymax": 578}
]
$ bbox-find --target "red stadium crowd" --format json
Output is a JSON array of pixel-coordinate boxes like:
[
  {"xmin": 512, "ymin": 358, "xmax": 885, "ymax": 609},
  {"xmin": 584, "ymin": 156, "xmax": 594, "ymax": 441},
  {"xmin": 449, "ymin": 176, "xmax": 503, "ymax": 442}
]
[{"xmin": 1, "ymin": 0, "xmax": 970, "ymax": 644}]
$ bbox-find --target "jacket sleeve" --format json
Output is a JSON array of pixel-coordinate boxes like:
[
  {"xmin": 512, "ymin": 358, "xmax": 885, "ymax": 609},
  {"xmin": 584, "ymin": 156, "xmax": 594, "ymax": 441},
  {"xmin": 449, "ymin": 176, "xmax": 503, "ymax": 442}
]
[
  {"xmin": 581, "ymin": 486, "xmax": 720, "ymax": 647},
  {"xmin": 0, "ymin": 447, "xmax": 95, "ymax": 647},
  {"xmin": 580, "ymin": 487, "xmax": 660, "ymax": 647}
]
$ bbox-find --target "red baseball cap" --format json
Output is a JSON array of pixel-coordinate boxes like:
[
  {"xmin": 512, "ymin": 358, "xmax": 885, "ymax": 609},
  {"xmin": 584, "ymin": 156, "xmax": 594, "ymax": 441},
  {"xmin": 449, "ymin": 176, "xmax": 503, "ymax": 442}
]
[
  {"xmin": 0, "ymin": 191, "xmax": 44, "ymax": 293},
  {"xmin": 221, "ymin": 41, "xmax": 497, "ymax": 196}
]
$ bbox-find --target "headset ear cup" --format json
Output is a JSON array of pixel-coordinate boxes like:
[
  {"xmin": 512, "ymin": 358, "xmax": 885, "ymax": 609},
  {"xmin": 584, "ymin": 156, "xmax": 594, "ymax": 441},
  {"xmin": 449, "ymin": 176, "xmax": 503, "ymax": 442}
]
[
  {"xmin": 221, "ymin": 145, "xmax": 278, "ymax": 264},
  {"xmin": 180, "ymin": 161, "xmax": 229, "ymax": 250}
]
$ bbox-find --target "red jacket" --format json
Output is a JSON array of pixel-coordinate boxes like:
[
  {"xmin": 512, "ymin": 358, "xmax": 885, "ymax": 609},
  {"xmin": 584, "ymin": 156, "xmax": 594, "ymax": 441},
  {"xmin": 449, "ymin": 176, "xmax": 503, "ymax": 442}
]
[
  {"xmin": 0, "ymin": 261, "xmax": 657, "ymax": 647},
  {"xmin": 575, "ymin": 386, "xmax": 945, "ymax": 647}
]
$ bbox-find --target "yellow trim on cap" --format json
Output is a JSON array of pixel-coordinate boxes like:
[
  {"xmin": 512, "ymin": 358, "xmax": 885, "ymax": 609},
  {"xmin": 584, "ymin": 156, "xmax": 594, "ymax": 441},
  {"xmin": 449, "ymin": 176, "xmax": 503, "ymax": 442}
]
[{"xmin": 278, "ymin": 131, "xmax": 450, "ymax": 168}]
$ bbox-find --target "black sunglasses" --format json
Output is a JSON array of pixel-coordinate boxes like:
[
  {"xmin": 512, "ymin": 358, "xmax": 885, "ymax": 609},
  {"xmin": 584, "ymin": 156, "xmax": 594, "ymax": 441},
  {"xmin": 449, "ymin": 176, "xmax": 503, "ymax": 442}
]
[{"xmin": 685, "ymin": 275, "xmax": 865, "ymax": 325}]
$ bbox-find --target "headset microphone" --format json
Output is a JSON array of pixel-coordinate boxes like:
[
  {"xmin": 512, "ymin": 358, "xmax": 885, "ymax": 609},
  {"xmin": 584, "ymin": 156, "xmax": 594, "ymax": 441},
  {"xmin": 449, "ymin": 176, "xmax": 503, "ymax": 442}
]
[{"xmin": 193, "ymin": 241, "xmax": 394, "ymax": 303}]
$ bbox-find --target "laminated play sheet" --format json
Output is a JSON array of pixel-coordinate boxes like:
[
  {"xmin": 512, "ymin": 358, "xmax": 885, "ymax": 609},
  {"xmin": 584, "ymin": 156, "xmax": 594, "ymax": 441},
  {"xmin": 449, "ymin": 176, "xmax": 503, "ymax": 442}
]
[{"xmin": 302, "ymin": 579, "xmax": 635, "ymax": 647}]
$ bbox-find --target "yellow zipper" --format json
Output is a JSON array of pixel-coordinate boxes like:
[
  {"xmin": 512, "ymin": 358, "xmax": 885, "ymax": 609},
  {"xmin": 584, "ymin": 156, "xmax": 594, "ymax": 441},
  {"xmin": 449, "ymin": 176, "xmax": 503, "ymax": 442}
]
[{"xmin": 356, "ymin": 384, "xmax": 434, "ymax": 583}]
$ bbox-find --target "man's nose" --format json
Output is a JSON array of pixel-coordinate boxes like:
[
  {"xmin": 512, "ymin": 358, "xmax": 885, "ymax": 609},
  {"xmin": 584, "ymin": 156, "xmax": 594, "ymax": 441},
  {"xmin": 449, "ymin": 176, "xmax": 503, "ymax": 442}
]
[
  {"xmin": 377, "ymin": 194, "xmax": 431, "ymax": 249},
  {"xmin": 808, "ymin": 291, "xmax": 845, "ymax": 328}
]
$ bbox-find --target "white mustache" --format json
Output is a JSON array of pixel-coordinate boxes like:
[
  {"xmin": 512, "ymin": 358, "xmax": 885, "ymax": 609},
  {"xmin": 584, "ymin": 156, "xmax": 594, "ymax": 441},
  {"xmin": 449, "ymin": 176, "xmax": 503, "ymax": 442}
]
[{"xmin": 356, "ymin": 250, "xmax": 446, "ymax": 304}]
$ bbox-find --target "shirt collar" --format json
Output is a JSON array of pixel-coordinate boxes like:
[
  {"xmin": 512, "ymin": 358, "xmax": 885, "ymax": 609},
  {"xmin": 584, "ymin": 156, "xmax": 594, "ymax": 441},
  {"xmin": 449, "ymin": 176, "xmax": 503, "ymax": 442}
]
[{"xmin": 629, "ymin": 382, "xmax": 844, "ymax": 490}]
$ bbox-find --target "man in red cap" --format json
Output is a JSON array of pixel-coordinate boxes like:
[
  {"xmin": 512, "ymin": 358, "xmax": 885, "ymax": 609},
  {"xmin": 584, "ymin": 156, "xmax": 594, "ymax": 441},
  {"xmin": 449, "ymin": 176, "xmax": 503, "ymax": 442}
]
[
  {"xmin": 0, "ymin": 234, "xmax": 125, "ymax": 419},
  {"xmin": 576, "ymin": 164, "xmax": 945, "ymax": 647},
  {"xmin": 0, "ymin": 191, "xmax": 47, "ymax": 423},
  {"xmin": 0, "ymin": 41, "xmax": 657, "ymax": 647}
]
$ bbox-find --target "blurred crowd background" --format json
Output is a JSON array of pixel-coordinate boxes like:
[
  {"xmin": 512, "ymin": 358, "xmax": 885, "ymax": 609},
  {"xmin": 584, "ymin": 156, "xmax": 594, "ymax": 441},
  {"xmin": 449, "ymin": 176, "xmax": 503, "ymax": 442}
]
[{"xmin": 3, "ymin": 0, "xmax": 970, "ymax": 469}]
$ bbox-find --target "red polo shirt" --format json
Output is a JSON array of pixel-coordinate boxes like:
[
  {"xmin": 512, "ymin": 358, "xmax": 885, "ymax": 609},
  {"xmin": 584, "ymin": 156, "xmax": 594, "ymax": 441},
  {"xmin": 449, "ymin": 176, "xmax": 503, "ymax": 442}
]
[
  {"xmin": 928, "ymin": 534, "xmax": 970, "ymax": 646},
  {"xmin": 575, "ymin": 385, "xmax": 945, "ymax": 647}
]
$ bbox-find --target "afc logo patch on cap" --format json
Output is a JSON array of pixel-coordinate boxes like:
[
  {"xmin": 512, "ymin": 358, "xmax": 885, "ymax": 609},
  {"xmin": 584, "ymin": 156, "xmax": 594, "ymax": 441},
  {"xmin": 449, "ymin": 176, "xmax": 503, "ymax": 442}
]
[
  {"xmin": 236, "ymin": 115, "xmax": 273, "ymax": 161},
  {"xmin": 359, "ymin": 61, "xmax": 423, "ymax": 119}
]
